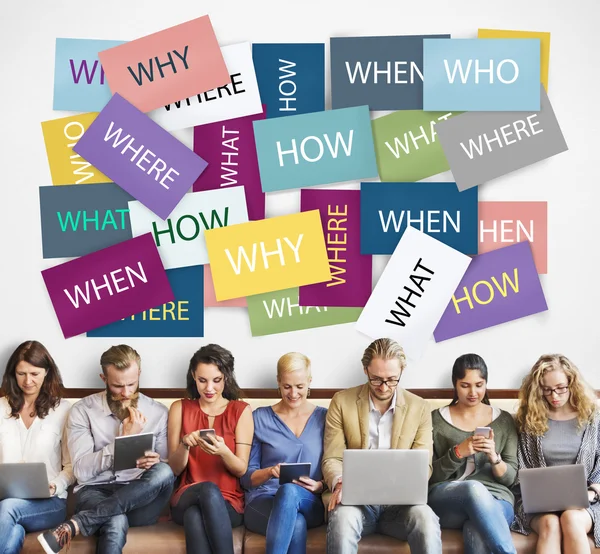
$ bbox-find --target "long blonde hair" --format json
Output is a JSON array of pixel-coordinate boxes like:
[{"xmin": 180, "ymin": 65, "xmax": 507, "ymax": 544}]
[{"xmin": 515, "ymin": 354, "xmax": 597, "ymax": 436}]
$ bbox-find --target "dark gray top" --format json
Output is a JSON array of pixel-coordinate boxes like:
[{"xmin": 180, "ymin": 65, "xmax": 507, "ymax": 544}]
[{"xmin": 542, "ymin": 417, "xmax": 583, "ymax": 467}]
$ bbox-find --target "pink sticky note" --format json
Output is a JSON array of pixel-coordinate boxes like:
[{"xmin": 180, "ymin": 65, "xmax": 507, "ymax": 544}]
[
  {"xmin": 42, "ymin": 234, "xmax": 174, "ymax": 338},
  {"xmin": 478, "ymin": 201, "xmax": 547, "ymax": 274},
  {"xmin": 99, "ymin": 16, "xmax": 230, "ymax": 113},
  {"xmin": 204, "ymin": 265, "xmax": 246, "ymax": 308}
]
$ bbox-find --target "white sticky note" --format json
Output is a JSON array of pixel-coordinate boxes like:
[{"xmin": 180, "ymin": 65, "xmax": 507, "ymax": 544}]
[
  {"xmin": 356, "ymin": 225, "xmax": 471, "ymax": 360},
  {"xmin": 129, "ymin": 186, "xmax": 249, "ymax": 270},
  {"xmin": 148, "ymin": 42, "xmax": 263, "ymax": 131}
]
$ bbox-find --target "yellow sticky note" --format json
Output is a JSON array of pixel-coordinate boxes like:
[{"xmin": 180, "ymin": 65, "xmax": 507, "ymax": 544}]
[
  {"xmin": 478, "ymin": 29, "xmax": 551, "ymax": 91},
  {"xmin": 41, "ymin": 113, "xmax": 110, "ymax": 185},
  {"xmin": 205, "ymin": 210, "xmax": 332, "ymax": 301}
]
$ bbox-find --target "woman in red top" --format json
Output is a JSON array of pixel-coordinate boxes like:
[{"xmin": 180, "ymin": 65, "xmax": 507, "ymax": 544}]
[{"xmin": 168, "ymin": 344, "xmax": 254, "ymax": 554}]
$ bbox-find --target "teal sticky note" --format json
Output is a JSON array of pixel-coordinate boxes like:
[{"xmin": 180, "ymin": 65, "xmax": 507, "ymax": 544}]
[
  {"xmin": 253, "ymin": 105, "xmax": 378, "ymax": 192},
  {"xmin": 53, "ymin": 38, "xmax": 126, "ymax": 112},
  {"xmin": 423, "ymin": 39, "xmax": 541, "ymax": 111}
]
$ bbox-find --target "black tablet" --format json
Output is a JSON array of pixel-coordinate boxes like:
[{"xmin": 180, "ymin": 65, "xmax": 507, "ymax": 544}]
[
  {"xmin": 279, "ymin": 462, "xmax": 312, "ymax": 485},
  {"xmin": 113, "ymin": 432, "xmax": 155, "ymax": 471}
]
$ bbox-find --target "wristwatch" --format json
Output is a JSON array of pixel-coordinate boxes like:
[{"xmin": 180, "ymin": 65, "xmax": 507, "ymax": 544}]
[{"xmin": 491, "ymin": 452, "xmax": 502, "ymax": 465}]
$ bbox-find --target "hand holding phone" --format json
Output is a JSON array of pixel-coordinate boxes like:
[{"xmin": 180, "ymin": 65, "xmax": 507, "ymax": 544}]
[
  {"xmin": 474, "ymin": 426, "xmax": 491, "ymax": 439},
  {"xmin": 199, "ymin": 429, "xmax": 216, "ymax": 441}
]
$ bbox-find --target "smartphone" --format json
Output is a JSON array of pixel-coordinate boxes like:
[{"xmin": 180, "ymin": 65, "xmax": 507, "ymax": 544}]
[
  {"xmin": 474, "ymin": 426, "xmax": 491, "ymax": 438},
  {"xmin": 199, "ymin": 429, "xmax": 216, "ymax": 441}
]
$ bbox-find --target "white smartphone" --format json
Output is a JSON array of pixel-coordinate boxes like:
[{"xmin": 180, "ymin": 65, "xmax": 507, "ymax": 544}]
[{"xmin": 474, "ymin": 426, "xmax": 491, "ymax": 438}]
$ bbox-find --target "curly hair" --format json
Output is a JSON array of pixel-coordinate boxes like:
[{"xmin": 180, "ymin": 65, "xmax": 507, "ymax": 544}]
[
  {"xmin": 515, "ymin": 354, "xmax": 598, "ymax": 436},
  {"xmin": 186, "ymin": 344, "xmax": 242, "ymax": 401},
  {"xmin": 1, "ymin": 340, "xmax": 63, "ymax": 419}
]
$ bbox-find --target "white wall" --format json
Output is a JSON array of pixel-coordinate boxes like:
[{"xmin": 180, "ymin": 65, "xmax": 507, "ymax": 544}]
[{"xmin": 1, "ymin": 0, "xmax": 598, "ymax": 390}]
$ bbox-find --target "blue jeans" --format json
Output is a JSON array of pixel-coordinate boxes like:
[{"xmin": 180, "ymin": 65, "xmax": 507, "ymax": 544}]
[
  {"xmin": 245, "ymin": 484, "xmax": 324, "ymax": 554},
  {"xmin": 0, "ymin": 496, "xmax": 66, "ymax": 554},
  {"xmin": 327, "ymin": 502, "xmax": 441, "ymax": 554},
  {"xmin": 73, "ymin": 462, "xmax": 174, "ymax": 554},
  {"xmin": 428, "ymin": 481, "xmax": 516, "ymax": 554}
]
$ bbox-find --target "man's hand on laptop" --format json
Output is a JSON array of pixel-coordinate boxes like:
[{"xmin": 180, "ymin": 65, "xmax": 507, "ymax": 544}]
[
  {"xmin": 328, "ymin": 478, "xmax": 342, "ymax": 511},
  {"xmin": 121, "ymin": 407, "xmax": 147, "ymax": 436},
  {"xmin": 136, "ymin": 450, "xmax": 160, "ymax": 470}
]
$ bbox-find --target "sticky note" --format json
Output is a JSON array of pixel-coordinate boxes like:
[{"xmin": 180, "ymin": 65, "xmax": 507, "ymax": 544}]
[
  {"xmin": 53, "ymin": 38, "xmax": 126, "ymax": 112},
  {"xmin": 356, "ymin": 226, "xmax": 471, "ymax": 361},
  {"xmin": 372, "ymin": 110, "xmax": 459, "ymax": 182},
  {"xmin": 98, "ymin": 16, "xmax": 229, "ymax": 113},
  {"xmin": 434, "ymin": 241, "xmax": 548, "ymax": 341},
  {"xmin": 479, "ymin": 201, "xmax": 547, "ymax": 274},
  {"xmin": 253, "ymin": 106, "xmax": 378, "ymax": 193},
  {"xmin": 128, "ymin": 187, "xmax": 249, "ymax": 270},
  {"xmin": 204, "ymin": 265, "xmax": 246, "ymax": 308},
  {"xmin": 73, "ymin": 94, "xmax": 208, "ymax": 220},
  {"xmin": 435, "ymin": 86, "xmax": 568, "ymax": 191},
  {"xmin": 193, "ymin": 108, "xmax": 266, "ymax": 221},
  {"xmin": 423, "ymin": 38, "xmax": 541, "ymax": 111},
  {"xmin": 205, "ymin": 210, "xmax": 332, "ymax": 301},
  {"xmin": 149, "ymin": 42, "xmax": 263, "ymax": 131},
  {"xmin": 330, "ymin": 34, "xmax": 450, "ymax": 110},
  {"xmin": 478, "ymin": 29, "xmax": 550, "ymax": 91},
  {"xmin": 40, "ymin": 183, "xmax": 133, "ymax": 259},
  {"xmin": 87, "ymin": 265, "xmax": 203, "ymax": 337},
  {"xmin": 247, "ymin": 288, "xmax": 362, "ymax": 336},
  {"xmin": 360, "ymin": 182, "xmax": 478, "ymax": 255},
  {"xmin": 298, "ymin": 189, "xmax": 372, "ymax": 308},
  {"xmin": 41, "ymin": 113, "xmax": 110, "ymax": 185},
  {"xmin": 42, "ymin": 233, "xmax": 173, "ymax": 339},
  {"xmin": 252, "ymin": 43, "xmax": 325, "ymax": 118}
]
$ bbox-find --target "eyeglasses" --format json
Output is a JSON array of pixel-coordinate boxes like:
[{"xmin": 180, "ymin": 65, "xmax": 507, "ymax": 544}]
[
  {"xmin": 541, "ymin": 386, "xmax": 569, "ymax": 397},
  {"xmin": 367, "ymin": 372, "xmax": 401, "ymax": 388}
]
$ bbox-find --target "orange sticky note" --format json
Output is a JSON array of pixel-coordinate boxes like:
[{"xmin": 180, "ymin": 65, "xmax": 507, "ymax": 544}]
[{"xmin": 99, "ymin": 16, "xmax": 230, "ymax": 112}]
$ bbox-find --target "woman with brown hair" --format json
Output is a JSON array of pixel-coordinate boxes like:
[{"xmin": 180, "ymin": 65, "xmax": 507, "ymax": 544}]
[
  {"xmin": 0, "ymin": 340, "xmax": 74, "ymax": 554},
  {"xmin": 511, "ymin": 354, "xmax": 600, "ymax": 553}
]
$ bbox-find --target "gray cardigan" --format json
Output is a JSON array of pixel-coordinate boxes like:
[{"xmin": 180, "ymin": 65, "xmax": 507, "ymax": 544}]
[{"xmin": 511, "ymin": 411, "xmax": 600, "ymax": 547}]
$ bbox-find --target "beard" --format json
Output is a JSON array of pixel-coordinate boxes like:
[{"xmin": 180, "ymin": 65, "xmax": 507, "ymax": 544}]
[{"xmin": 106, "ymin": 386, "xmax": 140, "ymax": 421}]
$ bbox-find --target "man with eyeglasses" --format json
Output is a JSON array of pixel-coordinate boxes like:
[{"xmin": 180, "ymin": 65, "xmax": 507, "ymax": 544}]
[{"xmin": 322, "ymin": 338, "xmax": 442, "ymax": 554}]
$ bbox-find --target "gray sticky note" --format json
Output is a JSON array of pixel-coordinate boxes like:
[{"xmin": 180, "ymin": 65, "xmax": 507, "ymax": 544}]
[
  {"xmin": 330, "ymin": 35, "xmax": 450, "ymax": 110},
  {"xmin": 40, "ymin": 183, "xmax": 134, "ymax": 258},
  {"xmin": 436, "ymin": 86, "xmax": 568, "ymax": 191}
]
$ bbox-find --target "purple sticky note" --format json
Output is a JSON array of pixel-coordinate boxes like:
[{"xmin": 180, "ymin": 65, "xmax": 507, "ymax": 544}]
[
  {"xmin": 42, "ymin": 233, "xmax": 174, "ymax": 338},
  {"xmin": 299, "ymin": 189, "xmax": 372, "ymax": 307},
  {"xmin": 434, "ymin": 241, "xmax": 547, "ymax": 341},
  {"xmin": 193, "ymin": 106, "xmax": 266, "ymax": 220},
  {"xmin": 73, "ymin": 93, "xmax": 208, "ymax": 220}
]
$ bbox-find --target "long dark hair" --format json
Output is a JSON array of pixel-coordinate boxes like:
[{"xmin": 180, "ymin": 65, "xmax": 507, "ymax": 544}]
[
  {"xmin": 450, "ymin": 353, "xmax": 490, "ymax": 406},
  {"xmin": 1, "ymin": 341, "xmax": 64, "ymax": 419},
  {"xmin": 186, "ymin": 344, "xmax": 242, "ymax": 401}
]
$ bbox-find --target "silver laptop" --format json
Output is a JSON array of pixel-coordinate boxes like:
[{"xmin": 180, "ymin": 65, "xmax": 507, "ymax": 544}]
[
  {"xmin": 342, "ymin": 449, "xmax": 429, "ymax": 506},
  {"xmin": 519, "ymin": 464, "xmax": 589, "ymax": 514},
  {"xmin": 0, "ymin": 463, "xmax": 50, "ymax": 500}
]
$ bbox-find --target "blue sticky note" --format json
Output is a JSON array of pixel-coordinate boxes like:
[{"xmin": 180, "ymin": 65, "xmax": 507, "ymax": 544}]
[
  {"xmin": 53, "ymin": 38, "xmax": 125, "ymax": 112},
  {"xmin": 87, "ymin": 266, "xmax": 204, "ymax": 337},
  {"xmin": 252, "ymin": 43, "xmax": 325, "ymax": 118},
  {"xmin": 253, "ymin": 106, "xmax": 378, "ymax": 192},
  {"xmin": 360, "ymin": 182, "xmax": 478, "ymax": 255},
  {"xmin": 423, "ymin": 39, "xmax": 541, "ymax": 111}
]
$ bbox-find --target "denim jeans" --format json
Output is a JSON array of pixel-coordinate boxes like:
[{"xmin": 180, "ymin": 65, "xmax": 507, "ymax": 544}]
[
  {"xmin": 326, "ymin": 502, "xmax": 441, "ymax": 554},
  {"xmin": 0, "ymin": 496, "xmax": 66, "ymax": 554},
  {"xmin": 171, "ymin": 481, "xmax": 243, "ymax": 554},
  {"xmin": 245, "ymin": 484, "xmax": 325, "ymax": 554},
  {"xmin": 428, "ymin": 480, "xmax": 516, "ymax": 554},
  {"xmin": 73, "ymin": 462, "xmax": 174, "ymax": 554}
]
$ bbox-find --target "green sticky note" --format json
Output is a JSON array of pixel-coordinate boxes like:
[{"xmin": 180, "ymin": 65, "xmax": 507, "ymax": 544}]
[
  {"xmin": 372, "ymin": 110, "xmax": 461, "ymax": 182},
  {"xmin": 246, "ymin": 288, "xmax": 363, "ymax": 336}
]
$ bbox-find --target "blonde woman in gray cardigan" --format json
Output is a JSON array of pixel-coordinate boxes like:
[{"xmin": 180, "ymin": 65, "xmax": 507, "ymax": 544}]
[
  {"xmin": 512, "ymin": 354, "xmax": 600, "ymax": 553},
  {"xmin": 429, "ymin": 354, "xmax": 518, "ymax": 554}
]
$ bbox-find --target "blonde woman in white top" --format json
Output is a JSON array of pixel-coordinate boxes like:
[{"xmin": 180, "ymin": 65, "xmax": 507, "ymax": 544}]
[{"xmin": 0, "ymin": 340, "xmax": 74, "ymax": 554}]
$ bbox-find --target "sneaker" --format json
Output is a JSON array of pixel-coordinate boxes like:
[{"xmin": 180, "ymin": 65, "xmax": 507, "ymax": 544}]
[{"xmin": 37, "ymin": 521, "xmax": 75, "ymax": 553}]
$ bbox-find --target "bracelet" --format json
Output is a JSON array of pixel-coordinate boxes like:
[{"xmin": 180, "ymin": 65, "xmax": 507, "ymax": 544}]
[
  {"xmin": 180, "ymin": 438, "xmax": 190, "ymax": 451},
  {"xmin": 453, "ymin": 445, "xmax": 463, "ymax": 459},
  {"xmin": 588, "ymin": 487, "xmax": 600, "ymax": 505}
]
